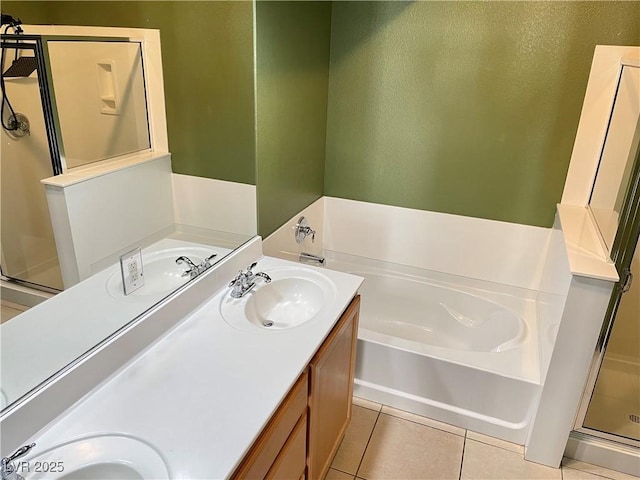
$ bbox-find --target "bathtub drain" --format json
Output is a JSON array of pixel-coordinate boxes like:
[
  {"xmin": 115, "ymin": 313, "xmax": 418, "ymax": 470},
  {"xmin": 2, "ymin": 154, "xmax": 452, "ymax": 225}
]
[
  {"xmin": 629, "ymin": 414, "xmax": 640, "ymax": 424},
  {"xmin": 262, "ymin": 320, "xmax": 274, "ymax": 328}
]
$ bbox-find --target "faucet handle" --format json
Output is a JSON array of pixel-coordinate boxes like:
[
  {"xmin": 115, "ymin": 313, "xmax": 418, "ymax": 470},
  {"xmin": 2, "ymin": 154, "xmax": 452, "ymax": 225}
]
[
  {"xmin": 229, "ymin": 270, "xmax": 245, "ymax": 287},
  {"xmin": 176, "ymin": 256, "xmax": 197, "ymax": 268},
  {"xmin": 293, "ymin": 216, "xmax": 316, "ymax": 244},
  {"xmin": 2, "ymin": 443, "xmax": 36, "ymax": 478},
  {"xmin": 229, "ymin": 263, "xmax": 255, "ymax": 287},
  {"xmin": 200, "ymin": 253, "xmax": 218, "ymax": 271},
  {"xmin": 3, "ymin": 444, "xmax": 35, "ymax": 464}
]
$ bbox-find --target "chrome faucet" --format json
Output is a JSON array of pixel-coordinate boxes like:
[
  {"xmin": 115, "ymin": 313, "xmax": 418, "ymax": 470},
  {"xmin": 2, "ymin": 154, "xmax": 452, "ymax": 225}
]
[
  {"xmin": 176, "ymin": 254, "xmax": 218, "ymax": 279},
  {"xmin": 1, "ymin": 443, "xmax": 35, "ymax": 480},
  {"xmin": 176, "ymin": 256, "xmax": 198, "ymax": 278},
  {"xmin": 228, "ymin": 262, "xmax": 272, "ymax": 298}
]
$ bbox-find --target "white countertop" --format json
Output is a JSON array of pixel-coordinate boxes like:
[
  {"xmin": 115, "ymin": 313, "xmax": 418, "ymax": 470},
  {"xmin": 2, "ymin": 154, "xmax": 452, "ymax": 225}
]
[
  {"xmin": 20, "ymin": 255, "xmax": 363, "ymax": 479},
  {"xmin": 1, "ymin": 238, "xmax": 229, "ymax": 409}
]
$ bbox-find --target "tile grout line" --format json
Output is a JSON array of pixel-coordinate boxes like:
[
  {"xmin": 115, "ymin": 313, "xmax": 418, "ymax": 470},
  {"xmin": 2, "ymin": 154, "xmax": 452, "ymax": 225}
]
[
  {"xmin": 458, "ymin": 433, "xmax": 467, "ymax": 480},
  {"xmin": 465, "ymin": 435, "xmax": 525, "ymax": 456},
  {"xmin": 351, "ymin": 401, "xmax": 629, "ymax": 480},
  {"xmin": 353, "ymin": 409, "xmax": 382, "ymax": 479},
  {"xmin": 381, "ymin": 409, "xmax": 465, "ymax": 438}
]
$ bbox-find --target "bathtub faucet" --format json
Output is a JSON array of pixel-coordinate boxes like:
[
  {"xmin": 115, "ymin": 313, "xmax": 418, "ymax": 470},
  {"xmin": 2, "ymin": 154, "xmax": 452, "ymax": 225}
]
[{"xmin": 299, "ymin": 252, "xmax": 325, "ymax": 266}]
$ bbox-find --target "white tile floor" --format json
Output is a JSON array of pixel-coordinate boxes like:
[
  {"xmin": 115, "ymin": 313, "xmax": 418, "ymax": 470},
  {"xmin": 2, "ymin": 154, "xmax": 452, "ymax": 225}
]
[{"xmin": 327, "ymin": 398, "xmax": 640, "ymax": 480}]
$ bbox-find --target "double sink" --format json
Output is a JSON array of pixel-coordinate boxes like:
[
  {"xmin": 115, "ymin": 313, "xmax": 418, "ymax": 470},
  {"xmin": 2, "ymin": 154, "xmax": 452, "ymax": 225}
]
[{"xmin": 7, "ymin": 249, "xmax": 342, "ymax": 479}]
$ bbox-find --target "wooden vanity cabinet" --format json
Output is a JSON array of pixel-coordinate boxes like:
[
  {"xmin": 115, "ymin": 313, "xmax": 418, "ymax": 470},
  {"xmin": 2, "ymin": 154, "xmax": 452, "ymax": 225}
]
[
  {"xmin": 231, "ymin": 295, "xmax": 360, "ymax": 480},
  {"xmin": 232, "ymin": 371, "xmax": 308, "ymax": 480},
  {"xmin": 307, "ymin": 295, "xmax": 360, "ymax": 480}
]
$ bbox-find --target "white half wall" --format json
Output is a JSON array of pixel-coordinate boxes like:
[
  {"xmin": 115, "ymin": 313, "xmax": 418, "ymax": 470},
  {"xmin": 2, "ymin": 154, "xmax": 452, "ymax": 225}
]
[
  {"xmin": 525, "ymin": 275, "xmax": 614, "ymax": 467},
  {"xmin": 172, "ymin": 174, "xmax": 257, "ymax": 237},
  {"xmin": 323, "ymin": 197, "xmax": 551, "ymax": 291},
  {"xmin": 44, "ymin": 154, "xmax": 175, "ymax": 287}
]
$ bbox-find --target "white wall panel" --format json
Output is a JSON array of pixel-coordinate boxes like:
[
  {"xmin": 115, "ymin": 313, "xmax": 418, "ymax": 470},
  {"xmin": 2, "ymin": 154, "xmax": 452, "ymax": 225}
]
[
  {"xmin": 323, "ymin": 197, "xmax": 550, "ymax": 290},
  {"xmin": 172, "ymin": 174, "xmax": 257, "ymax": 237}
]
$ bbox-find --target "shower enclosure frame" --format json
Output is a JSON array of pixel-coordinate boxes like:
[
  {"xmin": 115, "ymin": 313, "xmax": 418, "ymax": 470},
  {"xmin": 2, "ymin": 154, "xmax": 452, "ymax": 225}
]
[
  {"xmin": 1, "ymin": 34, "xmax": 63, "ymax": 174},
  {"xmin": 1, "ymin": 34, "xmax": 149, "ymax": 290},
  {"xmin": 1, "ymin": 34, "xmax": 64, "ymax": 289},
  {"xmin": 573, "ymin": 121, "xmax": 640, "ymax": 450},
  {"xmin": 2, "ymin": 34, "xmax": 142, "ymax": 174}
]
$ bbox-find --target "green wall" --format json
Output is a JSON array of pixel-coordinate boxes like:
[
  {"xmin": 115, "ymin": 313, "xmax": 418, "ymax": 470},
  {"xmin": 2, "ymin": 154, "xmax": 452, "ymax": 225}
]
[
  {"xmin": 3, "ymin": 1, "xmax": 256, "ymax": 185},
  {"xmin": 256, "ymin": 1, "xmax": 331, "ymax": 237},
  {"xmin": 5, "ymin": 1, "xmax": 640, "ymax": 233},
  {"xmin": 325, "ymin": 1, "xmax": 640, "ymax": 227}
]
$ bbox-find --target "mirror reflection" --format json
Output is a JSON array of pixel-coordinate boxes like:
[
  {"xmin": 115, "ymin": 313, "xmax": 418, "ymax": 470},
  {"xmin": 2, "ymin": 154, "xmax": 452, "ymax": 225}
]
[
  {"xmin": 1, "ymin": 36, "xmax": 63, "ymax": 290},
  {"xmin": 49, "ymin": 40, "xmax": 151, "ymax": 168},
  {"xmin": 0, "ymin": 25, "xmax": 256, "ymax": 412},
  {"xmin": 589, "ymin": 64, "xmax": 640, "ymax": 254}
]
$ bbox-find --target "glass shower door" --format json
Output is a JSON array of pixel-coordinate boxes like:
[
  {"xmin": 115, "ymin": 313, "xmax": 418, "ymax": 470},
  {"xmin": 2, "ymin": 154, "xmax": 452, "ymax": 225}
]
[
  {"xmin": 576, "ymin": 112, "xmax": 640, "ymax": 447},
  {"xmin": 1, "ymin": 43, "xmax": 63, "ymax": 290},
  {"xmin": 583, "ymin": 238, "xmax": 640, "ymax": 443}
]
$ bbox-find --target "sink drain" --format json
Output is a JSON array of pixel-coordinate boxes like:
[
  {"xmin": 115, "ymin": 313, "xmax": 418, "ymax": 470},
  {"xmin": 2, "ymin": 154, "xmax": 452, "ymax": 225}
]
[
  {"xmin": 262, "ymin": 320, "xmax": 274, "ymax": 328},
  {"xmin": 629, "ymin": 414, "xmax": 640, "ymax": 424}
]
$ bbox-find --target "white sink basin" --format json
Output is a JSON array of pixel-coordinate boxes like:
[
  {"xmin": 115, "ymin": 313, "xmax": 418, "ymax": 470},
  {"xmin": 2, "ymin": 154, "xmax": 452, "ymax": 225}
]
[
  {"xmin": 107, "ymin": 246, "xmax": 217, "ymax": 299},
  {"xmin": 220, "ymin": 266, "xmax": 337, "ymax": 333},
  {"xmin": 23, "ymin": 435, "xmax": 169, "ymax": 479}
]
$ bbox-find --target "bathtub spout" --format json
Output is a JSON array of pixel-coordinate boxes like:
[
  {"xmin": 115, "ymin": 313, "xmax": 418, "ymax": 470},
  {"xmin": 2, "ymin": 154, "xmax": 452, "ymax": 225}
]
[{"xmin": 299, "ymin": 251, "xmax": 326, "ymax": 266}]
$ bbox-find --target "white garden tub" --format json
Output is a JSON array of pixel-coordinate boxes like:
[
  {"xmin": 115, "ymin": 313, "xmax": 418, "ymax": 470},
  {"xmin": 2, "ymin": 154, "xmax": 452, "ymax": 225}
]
[{"xmin": 326, "ymin": 251, "xmax": 542, "ymax": 444}]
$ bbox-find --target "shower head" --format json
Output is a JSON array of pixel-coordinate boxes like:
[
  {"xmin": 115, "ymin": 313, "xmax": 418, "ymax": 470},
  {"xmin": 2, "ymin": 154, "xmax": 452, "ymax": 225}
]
[
  {"xmin": 3, "ymin": 57, "xmax": 37, "ymax": 77},
  {"xmin": 1, "ymin": 13, "xmax": 23, "ymax": 33}
]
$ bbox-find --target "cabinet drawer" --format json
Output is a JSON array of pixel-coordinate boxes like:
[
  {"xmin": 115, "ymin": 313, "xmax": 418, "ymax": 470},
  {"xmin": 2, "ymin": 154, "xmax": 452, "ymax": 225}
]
[
  {"xmin": 266, "ymin": 412, "xmax": 307, "ymax": 480},
  {"xmin": 232, "ymin": 371, "xmax": 308, "ymax": 480}
]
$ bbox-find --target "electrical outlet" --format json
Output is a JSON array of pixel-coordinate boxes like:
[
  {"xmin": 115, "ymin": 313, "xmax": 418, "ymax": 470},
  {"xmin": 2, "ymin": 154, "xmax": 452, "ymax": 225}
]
[{"xmin": 120, "ymin": 247, "xmax": 144, "ymax": 295}]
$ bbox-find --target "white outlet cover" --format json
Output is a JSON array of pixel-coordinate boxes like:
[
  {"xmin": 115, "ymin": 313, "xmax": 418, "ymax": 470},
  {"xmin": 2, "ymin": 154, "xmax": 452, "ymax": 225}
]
[{"xmin": 120, "ymin": 247, "xmax": 144, "ymax": 295}]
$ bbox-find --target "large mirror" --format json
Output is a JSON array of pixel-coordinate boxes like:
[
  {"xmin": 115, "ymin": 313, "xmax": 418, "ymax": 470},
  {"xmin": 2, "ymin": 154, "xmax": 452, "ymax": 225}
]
[
  {"xmin": 589, "ymin": 64, "xmax": 640, "ymax": 255},
  {"xmin": 1, "ymin": 0, "xmax": 330, "ymax": 415},
  {"xmin": 0, "ymin": 19, "xmax": 256, "ymax": 413}
]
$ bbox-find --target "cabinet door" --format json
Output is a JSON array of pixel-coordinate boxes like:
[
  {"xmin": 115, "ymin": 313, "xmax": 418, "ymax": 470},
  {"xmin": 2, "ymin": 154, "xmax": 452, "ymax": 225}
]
[{"xmin": 307, "ymin": 295, "xmax": 360, "ymax": 480}]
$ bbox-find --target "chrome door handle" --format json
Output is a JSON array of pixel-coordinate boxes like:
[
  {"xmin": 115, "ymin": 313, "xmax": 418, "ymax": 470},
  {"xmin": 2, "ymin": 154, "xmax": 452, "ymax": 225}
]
[{"xmin": 622, "ymin": 270, "xmax": 633, "ymax": 293}]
